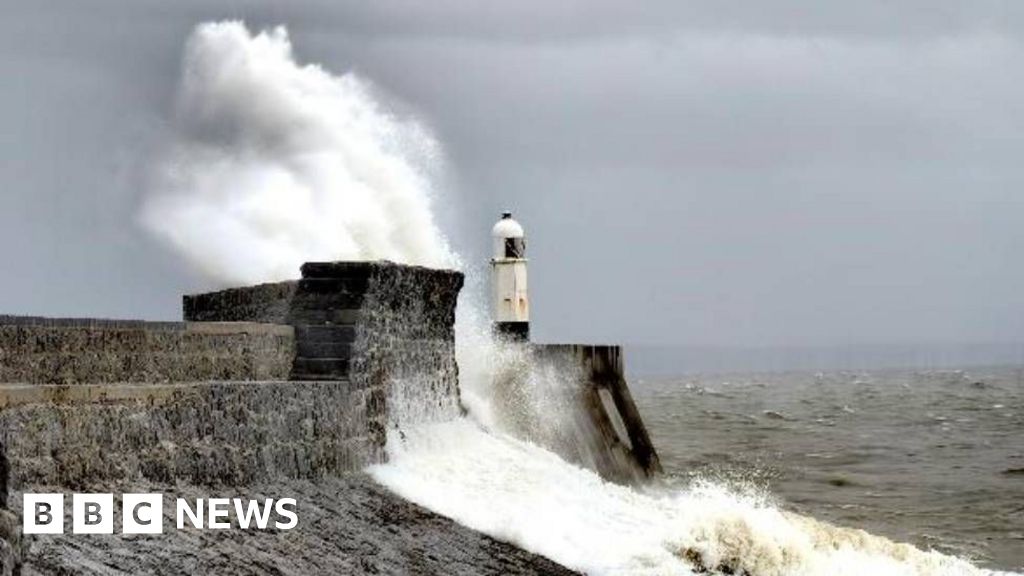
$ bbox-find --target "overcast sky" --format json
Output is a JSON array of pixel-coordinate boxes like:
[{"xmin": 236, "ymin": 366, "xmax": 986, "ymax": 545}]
[{"xmin": 1, "ymin": 1, "xmax": 1022, "ymax": 350}]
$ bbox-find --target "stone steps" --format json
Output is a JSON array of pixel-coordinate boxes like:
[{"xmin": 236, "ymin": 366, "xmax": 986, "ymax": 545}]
[
  {"xmin": 291, "ymin": 357, "xmax": 350, "ymax": 380},
  {"xmin": 291, "ymin": 324, "xmax": 357, "ymax": 380}
]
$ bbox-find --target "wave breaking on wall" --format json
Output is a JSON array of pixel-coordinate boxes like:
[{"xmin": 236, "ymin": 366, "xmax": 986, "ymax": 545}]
[{"xmin": 141, "ymin": 21, "xmax": 455, "ymax": 285}]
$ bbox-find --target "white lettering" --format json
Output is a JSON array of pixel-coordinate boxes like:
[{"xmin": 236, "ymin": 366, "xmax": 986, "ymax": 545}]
[
  {"xmin": 207, "ymin": 498, "xmax": 231, "ymax": 529},
  {"xmin": 72, "ymin": 494, "xmax": 113, "ymax": 534},
  {"xmin": 176, "ymin": 498, "xmax": 203, "ymax": 529},
  {"xmin": 24, "ymin": 494, "xmax": 63, "ymax": 534},
  {"xmin": 123, "ymin": 494, "xmax": 164, "ymax": 534},
  {"xmin": 233, "ymin": 498, "xmax": 273, "ymax": 529},
  {"xmin": 274, "ymin": 498, "xmax": 298, "ymax": 530}
]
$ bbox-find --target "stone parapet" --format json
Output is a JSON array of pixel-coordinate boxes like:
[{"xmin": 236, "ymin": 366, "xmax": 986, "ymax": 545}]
[
  {"xmin": 0, "ymin": 318, "xmax": 294, "ymax": 385},
  {"xmin": 0, "ymin": 380, "xmax": 382, "ymax": 491}
]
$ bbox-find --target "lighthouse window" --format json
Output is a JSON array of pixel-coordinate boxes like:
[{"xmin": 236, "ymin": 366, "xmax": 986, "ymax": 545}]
[{"xmin": 504, "ymin": 237, "xmax": 525, "ymax": 258}]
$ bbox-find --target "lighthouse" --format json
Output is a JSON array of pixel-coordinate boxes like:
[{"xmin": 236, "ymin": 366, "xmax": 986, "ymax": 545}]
[{"xmin": 491, "ymin": 211, "xmax": 529, "ymax": 341}]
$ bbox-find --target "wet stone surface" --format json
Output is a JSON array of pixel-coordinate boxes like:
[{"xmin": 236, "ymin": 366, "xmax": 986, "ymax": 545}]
[{"xmin": 18, "ymin": 476, "xmax": 577, "ymax": 576}]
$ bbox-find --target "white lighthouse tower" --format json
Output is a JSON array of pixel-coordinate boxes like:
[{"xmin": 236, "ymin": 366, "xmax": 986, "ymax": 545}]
[{"xmin": 491, "ymin": 211, "xmax": 529, "ymax": 341}]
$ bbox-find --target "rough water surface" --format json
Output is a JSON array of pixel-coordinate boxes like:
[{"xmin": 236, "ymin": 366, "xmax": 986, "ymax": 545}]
[{"xmin": 631, "ymin": 366, "xmax": 1024, "ymax": 573}]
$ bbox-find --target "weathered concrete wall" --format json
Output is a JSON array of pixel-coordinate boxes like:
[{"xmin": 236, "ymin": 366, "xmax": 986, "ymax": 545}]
[
  {"xmin": 0, "ymin": 372, "xmax": 380, "ymax": 573},
  {"xmin": 0, "ymin": 316, "xmax": 293, "ymax": 385},
  {"xmin": 0, "ymin": 261, "xmax": 464, "ymax": 493},
  {"xmin": 339, "ymin": 262, "xmax": 463, "ymax": 427},
  {"xmin": 184, "ymin": 262, "xmax": 462, "ymax": 383},
  {"xmin": 531, "ymin": 344, "xmax": 662, "ymax": 483},
  {"xmin": 0, "ymin": 261, "xmax": 475, "ymax": 575},
  {"xmin": 185, "ymin": 261, "xmax": 464, "ymax": 426},
  {"xmin": 0, "ymin": 380, "xmax": 380, "ymax": 491},
  {"xmin": 183, "ymin": 282, "xmax": 299, "ymax": 324}
]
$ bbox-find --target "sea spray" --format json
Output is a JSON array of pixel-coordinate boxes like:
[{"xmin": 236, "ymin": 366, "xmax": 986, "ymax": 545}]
[
  {"xmin": 450, "ymin": 267, "xmax": 587, "ymax": 448},
  {"xmin": 141, "ymin": 21, "xmax": 455, "ymax": 286}
]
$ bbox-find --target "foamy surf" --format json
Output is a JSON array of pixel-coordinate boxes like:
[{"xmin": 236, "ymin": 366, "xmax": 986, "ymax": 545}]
[
  {"xmin": 370, "ymin": 418, "xmax": 1012, "ymax": 576},
  {"xmin": 141, "ymin": 21, "xmax": 455, "ymax": 286}
]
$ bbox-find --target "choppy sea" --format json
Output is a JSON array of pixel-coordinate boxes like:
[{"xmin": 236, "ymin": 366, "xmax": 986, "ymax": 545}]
[{"xmin": 632, "ymin": 366, "xmax": 1024, "ymax": 572}]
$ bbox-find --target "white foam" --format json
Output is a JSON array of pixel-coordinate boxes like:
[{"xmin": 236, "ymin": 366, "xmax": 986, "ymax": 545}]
[
  {"xmin": 371, "ymin": 418, "xmax": 1004, "ymax": 576},
  {"xmin": 141, "ymin": 21, "xmax": 455, "ymax": 285}
]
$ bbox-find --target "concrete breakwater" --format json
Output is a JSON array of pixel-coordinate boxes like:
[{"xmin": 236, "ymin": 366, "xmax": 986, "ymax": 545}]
[
  {"xmin": 0, "ymin": 260, "xmax": 657, "ymax": 575},
  {"xmin": 535, "ymin": 345, "xmax": 661, "ymax": 481},
  {"xmin": 0, "ymin": 318, "xmax": 294, "ymax": 385},
  {"xmin": 493, "ymin": 344, "xmax": 662, "ymax": 484}
]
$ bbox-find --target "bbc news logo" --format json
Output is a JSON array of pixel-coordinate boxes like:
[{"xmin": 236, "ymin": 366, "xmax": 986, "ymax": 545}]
[{"xmin": 24, "ymin": 494, "xmax": 298, "ymax": 534}]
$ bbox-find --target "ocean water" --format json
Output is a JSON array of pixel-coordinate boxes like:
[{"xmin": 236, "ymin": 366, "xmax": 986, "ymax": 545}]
[{"xmin": 631, "ymin": 366, "xmax": 1024, "ymax": 573}]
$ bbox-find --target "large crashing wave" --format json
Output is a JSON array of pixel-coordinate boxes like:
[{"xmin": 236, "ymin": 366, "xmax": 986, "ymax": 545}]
[{"xmin": 141, "ymin": 21, "xmax": 455, "ymax": 285}]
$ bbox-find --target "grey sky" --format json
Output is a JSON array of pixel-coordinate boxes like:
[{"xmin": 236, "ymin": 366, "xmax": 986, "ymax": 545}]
[{"xmin": 1, "ymin": 1, "xmax": 1022, "ymax": 351}]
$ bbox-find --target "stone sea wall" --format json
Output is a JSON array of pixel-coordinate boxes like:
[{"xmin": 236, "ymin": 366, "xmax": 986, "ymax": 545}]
[
  {"xmin": 184, "ymin": 261, "xmax": 465, "ymax": 429},
  {"xmin": 0, "ymin": 262, "xmax": 465, "ymax": 487},
  {"xmin": 0, "ymin": 261, "xmax": 480, "ymax": 575},
  {"xmin": 0, "ymin": 317, "xmax": 294, "ymax": 385},
  {"xmin": 0, "ymin": 380, "xmax": 378, "ymax": 491},
  {"xmin": 342, "ymin": 262, "xmax": 463, "ymax": 427}
]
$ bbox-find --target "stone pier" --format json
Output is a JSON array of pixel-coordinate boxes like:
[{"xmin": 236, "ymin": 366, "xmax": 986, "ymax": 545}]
[
  {"xmin": 0, "ymin": 261, "xmax": 575, "ymax": 575},
  {"xmin": 533, "ymin": 344, "xmax": 662, "ymax": 482},
  {"xmin": 0, "ymin": 259, "xmax": 658, "ymax": 574}
]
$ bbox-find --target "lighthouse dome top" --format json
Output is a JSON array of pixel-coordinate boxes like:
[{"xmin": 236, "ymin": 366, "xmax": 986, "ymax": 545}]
[
  {"xmin": 492, "ymin": 212, "xmax": 526, "ymax": 259},
  {"xmin": 492, "ymin": 211, "xmax": 525, "ymax": 239}
]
